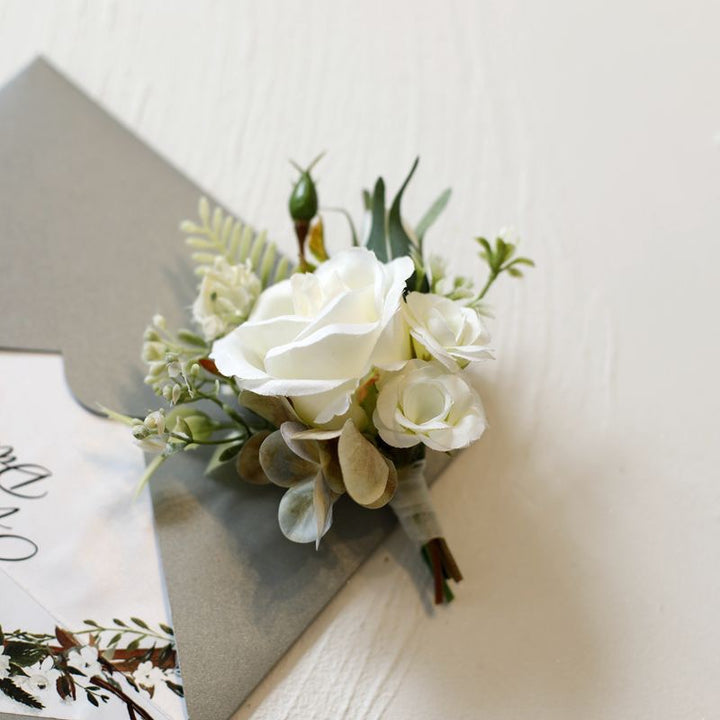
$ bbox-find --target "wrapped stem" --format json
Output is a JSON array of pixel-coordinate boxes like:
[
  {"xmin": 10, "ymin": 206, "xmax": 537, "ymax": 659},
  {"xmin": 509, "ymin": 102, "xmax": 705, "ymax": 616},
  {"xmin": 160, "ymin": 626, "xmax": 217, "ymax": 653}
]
[{"xmin": 390, "ymin": 460, "xmax": 462, "ymax": 604}]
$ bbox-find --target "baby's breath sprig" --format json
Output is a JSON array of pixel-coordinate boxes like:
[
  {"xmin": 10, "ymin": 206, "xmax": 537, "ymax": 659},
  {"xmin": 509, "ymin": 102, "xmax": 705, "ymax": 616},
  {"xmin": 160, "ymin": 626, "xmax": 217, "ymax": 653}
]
[{"xmin": 142, "ymin": 314, "xmax": 210, "ymax": 405}]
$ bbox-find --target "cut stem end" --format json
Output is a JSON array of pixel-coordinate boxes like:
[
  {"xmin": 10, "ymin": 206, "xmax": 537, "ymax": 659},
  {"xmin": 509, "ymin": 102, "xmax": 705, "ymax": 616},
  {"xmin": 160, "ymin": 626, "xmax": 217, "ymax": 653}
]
[{"xmin": 421, "ymin": 537, "xmax": 463, "ymax": 605}]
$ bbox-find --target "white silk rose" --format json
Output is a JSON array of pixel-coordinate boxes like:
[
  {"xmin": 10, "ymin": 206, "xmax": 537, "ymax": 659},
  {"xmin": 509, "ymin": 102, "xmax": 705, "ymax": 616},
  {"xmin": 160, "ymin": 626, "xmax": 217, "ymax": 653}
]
[
  {"xmin": 373, "ymin": 359, "xmax": 486, "ymax": 451},
  {"xmin": 403, "ymin": 291, "xmax": 492, "ymax": 370},
  {"xmin": 192, "ymin": 257, "xmax": 261, "ymax": 341},
  {"xmin": 211, "ymin": 248, "xmax": 414, "ymax": 426}
]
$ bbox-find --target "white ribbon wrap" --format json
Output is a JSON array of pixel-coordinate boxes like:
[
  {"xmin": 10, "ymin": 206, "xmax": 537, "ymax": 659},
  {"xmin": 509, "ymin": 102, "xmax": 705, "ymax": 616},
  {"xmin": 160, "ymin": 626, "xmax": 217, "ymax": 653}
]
[{"xmin": 389, "ymin": 460, "xmax": 442, "ymax": 546}]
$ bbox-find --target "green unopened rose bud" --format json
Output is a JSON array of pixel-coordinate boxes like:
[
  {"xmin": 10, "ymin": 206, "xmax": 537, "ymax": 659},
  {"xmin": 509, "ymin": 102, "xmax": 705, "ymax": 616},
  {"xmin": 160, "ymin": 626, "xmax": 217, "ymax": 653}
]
[
  {"xmin": 288, "ymin": 152, "xmax": 325, "ymax": 223},
  {"xmin": 289, "ymin": 169, "xmax": 319, "ymax": 222}
]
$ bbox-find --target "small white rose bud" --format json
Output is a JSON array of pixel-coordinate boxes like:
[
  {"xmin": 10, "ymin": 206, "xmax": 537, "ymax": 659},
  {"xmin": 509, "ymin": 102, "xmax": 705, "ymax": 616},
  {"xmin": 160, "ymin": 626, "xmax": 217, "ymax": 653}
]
[{"xmin": 373, "ymin": 359, "xmax": 486, "ymax": 452}]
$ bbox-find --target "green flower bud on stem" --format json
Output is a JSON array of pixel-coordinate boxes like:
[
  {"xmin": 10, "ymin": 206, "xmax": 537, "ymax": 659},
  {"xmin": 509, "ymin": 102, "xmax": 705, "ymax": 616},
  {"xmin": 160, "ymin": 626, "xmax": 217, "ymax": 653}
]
[
  {"xmin": 289, "ymin": 152, "xmax": 325, "ymax": 271},
  {"xmin": 289, "ymin": 172, "xmax": 318, "ymax": 222}
]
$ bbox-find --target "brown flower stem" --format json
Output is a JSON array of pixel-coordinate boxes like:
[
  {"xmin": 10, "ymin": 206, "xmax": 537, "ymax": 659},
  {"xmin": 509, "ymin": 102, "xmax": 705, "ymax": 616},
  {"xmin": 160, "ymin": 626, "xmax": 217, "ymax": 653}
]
[
  {"xmin": 422, "ymin": 537, "xmax": 463, "ymax": 605},
  {"xmin": 437, "ymin": 537, "xmax": 463, "ymax": 582},
  {"xmin": 294, "ymin": 219, "xmax": 310, "ymax": 270},
  {"xmin": 90, "ymin": 676, "xmax": 155, "ymax": 720},
  {"xmin": 428, "ymin": 540, "xmax": 444, "ymax": 604}
]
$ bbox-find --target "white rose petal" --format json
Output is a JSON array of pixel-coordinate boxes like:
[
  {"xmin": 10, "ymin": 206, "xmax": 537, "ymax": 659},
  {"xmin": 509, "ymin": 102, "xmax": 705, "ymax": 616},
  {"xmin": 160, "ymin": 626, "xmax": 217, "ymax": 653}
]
[
  {"xmin": 192, "ymin": 257, "xmax": 261, "ymax": 341},
  {"xmin": 211, "ymin": 248, "xmax": 414, "ymax": 427},
  {"xmin": 404, "ymin": 291, "xmax": 492, "ymax": 370},
  {"xmin": 373, "ymin": 359, "xmax": 487, "ymax": 452}
]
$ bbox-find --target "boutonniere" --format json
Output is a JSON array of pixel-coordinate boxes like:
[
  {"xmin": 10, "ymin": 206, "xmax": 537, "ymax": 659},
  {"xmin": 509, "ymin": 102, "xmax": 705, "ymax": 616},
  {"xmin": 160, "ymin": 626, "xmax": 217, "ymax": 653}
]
[{"xmin": 108, "ymin": 155, "xmax": 533, "ymax": 605}]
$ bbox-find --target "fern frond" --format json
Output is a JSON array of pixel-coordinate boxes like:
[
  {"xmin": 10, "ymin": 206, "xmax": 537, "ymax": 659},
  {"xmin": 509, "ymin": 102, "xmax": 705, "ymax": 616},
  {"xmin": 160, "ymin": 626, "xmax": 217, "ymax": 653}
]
[{"xmin": 179, "ymin": 197, "xmax": 294, "ymax": 288}]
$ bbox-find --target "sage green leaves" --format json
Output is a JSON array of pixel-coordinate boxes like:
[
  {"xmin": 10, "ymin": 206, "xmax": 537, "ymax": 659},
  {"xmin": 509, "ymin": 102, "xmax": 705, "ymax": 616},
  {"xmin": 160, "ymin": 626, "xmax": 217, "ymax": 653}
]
[
  {"xmin": 247, "ymin": 419, "xmax": 398, "ymax": 548},
  {"xmin": 337, "ymin": 420, "xmax": 397, "ymax": 509},
  {"xmin": 472, "ymin": 232, "xmax": 535, "ymax": 306},
  {"xmin": 366, "ymin": 158, "xmax": 418, "ymax": 264}
]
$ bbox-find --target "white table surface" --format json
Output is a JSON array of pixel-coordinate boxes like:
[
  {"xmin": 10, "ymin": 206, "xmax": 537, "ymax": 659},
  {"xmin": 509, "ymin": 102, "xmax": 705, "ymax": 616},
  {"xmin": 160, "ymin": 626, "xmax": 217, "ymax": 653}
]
[{"xmin": 1, "ymin": 1, "xmax": 719, "ymax": 718}]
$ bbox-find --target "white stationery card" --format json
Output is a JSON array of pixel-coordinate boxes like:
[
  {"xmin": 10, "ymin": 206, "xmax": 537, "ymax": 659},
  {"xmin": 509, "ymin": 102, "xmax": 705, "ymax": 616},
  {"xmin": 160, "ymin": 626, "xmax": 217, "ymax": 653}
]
[{"xmin": 0, "ymin": 351, "xmax": 186, "ymax": 720}]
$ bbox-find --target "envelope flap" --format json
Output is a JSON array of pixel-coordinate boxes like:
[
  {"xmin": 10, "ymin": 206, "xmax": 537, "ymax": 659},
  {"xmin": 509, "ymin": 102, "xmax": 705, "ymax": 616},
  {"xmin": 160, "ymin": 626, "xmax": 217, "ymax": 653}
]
[
  {"xmin": 0, "ymin": 58, "xmax": 203, "ymax": 416},
  {"xmin": 0, "ymin": 59, "xmax": 456, "ymax": 720}
]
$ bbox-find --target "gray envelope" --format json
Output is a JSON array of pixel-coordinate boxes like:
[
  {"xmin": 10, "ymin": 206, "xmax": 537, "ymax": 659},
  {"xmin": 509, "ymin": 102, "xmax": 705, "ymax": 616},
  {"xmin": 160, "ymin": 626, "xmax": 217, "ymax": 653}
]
[{"xmin": 0, "ymin": 59, "xmax": 450, "ymax": 720}]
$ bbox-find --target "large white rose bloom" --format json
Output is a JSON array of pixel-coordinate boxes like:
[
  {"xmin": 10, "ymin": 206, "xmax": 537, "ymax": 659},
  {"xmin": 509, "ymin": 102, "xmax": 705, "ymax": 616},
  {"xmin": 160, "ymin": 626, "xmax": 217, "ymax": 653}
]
[
  {"xmin": 403, "ymin": 291, "xmax": 492, "ymax": 370},
  {"xmin": 373, "ymin": 359, "xmax": 486, "ymax": 451},
  {"xmin": 192, "ymin": 257, "xmax": 261, "ymax": 341},
  {"xmin": 211, "ymin": 248, "xmax": 414, "ymax": 426}
]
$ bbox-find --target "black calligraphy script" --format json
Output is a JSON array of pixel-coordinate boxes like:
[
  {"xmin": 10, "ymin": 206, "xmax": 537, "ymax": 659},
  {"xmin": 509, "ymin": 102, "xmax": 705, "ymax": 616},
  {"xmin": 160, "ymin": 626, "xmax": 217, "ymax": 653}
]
[{"xmin": 0, "ymin": 444, "xmax": 50, "ymax": 561}]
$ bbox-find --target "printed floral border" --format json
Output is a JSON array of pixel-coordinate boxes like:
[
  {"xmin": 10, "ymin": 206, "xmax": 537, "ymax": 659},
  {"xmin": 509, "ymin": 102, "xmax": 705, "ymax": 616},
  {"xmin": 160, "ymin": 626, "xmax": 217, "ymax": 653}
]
[{"xmin": 0, "ymin": 618, "xmax": 182, "ymax": 718}]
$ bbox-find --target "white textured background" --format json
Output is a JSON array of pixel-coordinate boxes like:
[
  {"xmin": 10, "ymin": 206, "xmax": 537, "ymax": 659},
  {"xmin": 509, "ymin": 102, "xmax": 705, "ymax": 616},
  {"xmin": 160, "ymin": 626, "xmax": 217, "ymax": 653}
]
[{"xmin": 2, "ymin": 1, "xmax": 720, "ymax": 718}]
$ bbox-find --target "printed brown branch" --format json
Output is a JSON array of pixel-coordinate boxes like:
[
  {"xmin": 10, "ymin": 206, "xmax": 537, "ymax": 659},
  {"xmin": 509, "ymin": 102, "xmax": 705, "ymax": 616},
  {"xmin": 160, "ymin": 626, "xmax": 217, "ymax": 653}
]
[
  {"xmin": 48, "ymin": 644, "xmax": 177, "ymax": 671},
  {"xmin": 90, "ymin": 675, "xmax": 155, "ymax": 720}
]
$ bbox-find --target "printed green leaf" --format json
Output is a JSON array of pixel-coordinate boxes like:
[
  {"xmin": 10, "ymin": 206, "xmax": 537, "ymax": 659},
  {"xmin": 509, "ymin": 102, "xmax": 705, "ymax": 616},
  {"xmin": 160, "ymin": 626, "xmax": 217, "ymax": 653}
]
[
  {"xmin": 131, "ymin": 616, "xmax": 149, "ymax": 630},
  {"xmin": 366, "ymin": 177, "xmax": 388, "ymax": 262},
  {"xmin": 166, "ymin": 680, "xmax": 185, "ymax": 697},
  {"xmin": 86, "ymin": 690, "xmax": 99, "ymax": 707},
  {"xmin": 112, "ymin": 618, "xmax": 127, "ymax": 628},
  {"xmin": 159, "ymin": 624, "xmax": 174, "ymax": 636},
  {"xmin": 2, "ymin": 641, "xmax": 46, "ymax": 667},
  {"xmin": 388, "ymin": 157, "xmax": 419, "ymax": 260},
  {"xmin": 0, "ymin": 678, "xmax": 44, "ymax": 709}
]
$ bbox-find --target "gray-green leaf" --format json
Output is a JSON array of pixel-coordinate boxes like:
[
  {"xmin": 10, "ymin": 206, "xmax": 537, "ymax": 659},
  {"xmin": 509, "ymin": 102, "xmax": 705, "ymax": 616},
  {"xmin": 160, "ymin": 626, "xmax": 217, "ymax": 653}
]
[
  {"xmin": 366, "ymin": 178, "xmax": 387, "ymax": 262},
  {"xmin": 388, "ymin": 157, "xmax": 419, "ymax": 260}
]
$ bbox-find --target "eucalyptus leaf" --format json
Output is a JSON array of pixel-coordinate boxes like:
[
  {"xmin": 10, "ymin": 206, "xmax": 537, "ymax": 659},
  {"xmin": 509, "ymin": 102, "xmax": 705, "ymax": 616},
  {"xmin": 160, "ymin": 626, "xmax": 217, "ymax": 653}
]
[
  {"xmin": 280, "ymin": 421, "xmax": 321, "ymax": 464},
  {"xmin": 338, "ymin": 420, "xmax": 396, "ymax": 507},
  {"xmin": 259, "ymin": 430, "xmax": 316, "ymax": 488},
  {"xmin": 318, "ymin": 441, "xmax": 345, "ymax": 495},
  {"xmin": 313, "ymin": 475, "xmax": 335, "ymax": 549},
  {"xmin": 238, "ymin": 389, "xmax": 298, "ymax": 427},
  {"xmin": 278, "ymin": 475, "xmax": 331, "ymax": 544},
  {"xmin": 235, "ymin": 430, "xmax": 271, "ymax": 485}
]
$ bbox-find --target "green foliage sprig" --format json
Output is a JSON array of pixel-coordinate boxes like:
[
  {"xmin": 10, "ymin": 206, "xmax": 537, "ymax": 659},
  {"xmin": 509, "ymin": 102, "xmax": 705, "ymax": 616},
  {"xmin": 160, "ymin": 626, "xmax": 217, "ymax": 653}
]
[
  {"xmin": 471, "ymin": 235, "xmax": 535, "ymax": 306},
  {"xmin": 181, "ymin": 197, "xmax": 292, "ymax": 288}
]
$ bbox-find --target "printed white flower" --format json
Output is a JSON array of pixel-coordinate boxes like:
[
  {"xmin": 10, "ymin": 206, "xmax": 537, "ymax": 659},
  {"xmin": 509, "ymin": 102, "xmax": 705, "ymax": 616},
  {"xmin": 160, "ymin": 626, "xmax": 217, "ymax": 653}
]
[
  {"xmin": 404, "ymin": 292, "xmax": 492, "ymax": 370},
  {"xmin": 0, "ymin": 649, "xmax": 10, "ymax": 679},
  {"xmin": 192, "ymin": 257, "xmax": 261, "ymax": 341},
  {"xmin": 211, "ymin": 248, "xmax": 414, "ymax": 426},
  {"xmin": 133, "ymin": 661, "xmax": 165, "ymax": 690},
  {"xmin": 18, "ymin": 657, "xmax": 60, "ymax": 693},
  {"xmin": 373, "ymin": 360, "xmax": 486, "ymax": 452},
  {"xmin": 67, "ymin": 646, "xmax": 102, "ymax": 678}
]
